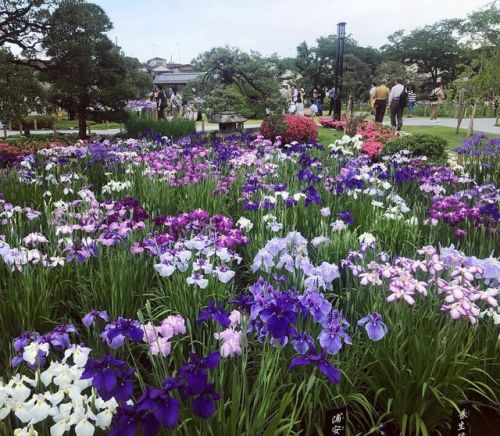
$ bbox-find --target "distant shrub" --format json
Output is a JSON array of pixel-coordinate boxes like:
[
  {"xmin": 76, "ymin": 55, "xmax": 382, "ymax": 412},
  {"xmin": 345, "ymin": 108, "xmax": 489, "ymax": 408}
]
[
  {"xmin": 124, "ymin": 117, "xmax": 196, "ymax": 139},
  {"xmin": 260, "ymin": 115, "xmax": 317, "ymax": 144},
  {"xmin": 382, "ymin": 134, "xmax": 448, "ymax": 162}
]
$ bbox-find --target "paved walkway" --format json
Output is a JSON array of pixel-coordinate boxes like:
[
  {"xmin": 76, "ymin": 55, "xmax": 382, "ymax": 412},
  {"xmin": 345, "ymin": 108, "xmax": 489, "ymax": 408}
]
[
  {"xmin": 2, "ymin": 118, "xmax": 498, "ymax": 138},
  {"xmin": 383, "ymin": 117, "xmax": 499, "ymax": 134}
]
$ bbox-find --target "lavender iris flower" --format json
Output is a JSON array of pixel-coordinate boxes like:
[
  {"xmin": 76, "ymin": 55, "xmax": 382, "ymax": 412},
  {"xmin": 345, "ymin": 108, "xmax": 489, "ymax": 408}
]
[
  {"xmin": 82, "ymin": 309, "xmax": 110, "ymax": 327},
  {"xmin": 357, "ymin": 312, "xmax": 388, "ymax": 341}
]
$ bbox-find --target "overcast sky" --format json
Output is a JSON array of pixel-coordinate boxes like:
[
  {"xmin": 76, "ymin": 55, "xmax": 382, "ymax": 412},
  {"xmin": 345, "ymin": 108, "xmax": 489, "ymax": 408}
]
[{"xmin": 93, "ymin": 0, "xmax": 490, "ymax": 63}]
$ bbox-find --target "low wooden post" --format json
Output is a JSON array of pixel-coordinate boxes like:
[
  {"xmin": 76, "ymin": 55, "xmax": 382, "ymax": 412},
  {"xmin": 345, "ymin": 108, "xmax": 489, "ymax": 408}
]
[
  {"xmin": 19, "ymin": 123, "xmax": 23, "ymax": 135},
  {"xmin": 53, "ymin": 122, "xmax": 57, "ymax": 135},
  {"xmin": 33, "ymin": 118, "xmax": 38, "ymax": 130}
]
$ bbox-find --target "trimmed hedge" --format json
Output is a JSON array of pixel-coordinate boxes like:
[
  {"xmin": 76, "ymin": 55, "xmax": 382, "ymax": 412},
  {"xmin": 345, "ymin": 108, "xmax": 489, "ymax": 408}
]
[
  {"xmin": 382, "ymin": 134, "xmax": 448, "ymax": 162},
  {"xmin": 124, "ymin": 117, "xmax": 196, "ymax": 140}
]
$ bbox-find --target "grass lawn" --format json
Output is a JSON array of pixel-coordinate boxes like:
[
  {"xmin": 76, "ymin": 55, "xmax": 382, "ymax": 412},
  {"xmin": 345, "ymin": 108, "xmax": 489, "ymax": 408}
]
[
  {"xmin": 401, "ymin": 125, "xmax": 500, "ymax": 151},
  {"xmin": 317, "ymin": 126, "xmax": 343, "ymax": 145},
  {"xmin": 55, "ymin": 119, "xmax": 122, "ymax": 130}
]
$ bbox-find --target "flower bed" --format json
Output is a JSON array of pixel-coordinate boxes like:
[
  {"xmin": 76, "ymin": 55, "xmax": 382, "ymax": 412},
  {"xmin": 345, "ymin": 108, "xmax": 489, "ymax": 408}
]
[{"xmin": 0, "ymin": 131, "xmax": 498, "ymax": 435}]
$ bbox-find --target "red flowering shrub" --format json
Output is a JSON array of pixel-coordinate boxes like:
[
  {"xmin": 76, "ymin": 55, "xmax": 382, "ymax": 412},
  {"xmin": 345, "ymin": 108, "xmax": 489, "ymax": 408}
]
[
  {"xmin": 260, "ymin": 115, "xmax": 317, "ymax": 144},
  {"xmin": 361, "ymin": 140, "xmax": 385, "ymax": 157},
  {"xmin": 319, "ymin": 118, "xmax": 345, "ymax": 130}
]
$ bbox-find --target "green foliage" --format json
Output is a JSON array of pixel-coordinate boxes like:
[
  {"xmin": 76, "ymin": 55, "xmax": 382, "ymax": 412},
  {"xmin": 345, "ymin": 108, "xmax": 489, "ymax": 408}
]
[
  {"xmin": 124, "ymin": 116, "xmax": 195, "ymax": 139},
  {"xmin": 191, "ymin": 46, "xmax": 287, "ymax": 117},
  {"xmin": 0, "ymin": 48, "xmax": 48, "ymax": 126},
  {"xmin": 21, "ymin": 114, "xmax": 57, "ymax": 129},
  {"xmin": 382, "ymin": 134, "xmax": 448, "ymax": 162},
  {"xmin": 203, "ymin": 85, "xmax": 258, "ymax": 119},
  {"xmin": 382, "ymin": 20, "xmax": 467, "ymax": 86}
]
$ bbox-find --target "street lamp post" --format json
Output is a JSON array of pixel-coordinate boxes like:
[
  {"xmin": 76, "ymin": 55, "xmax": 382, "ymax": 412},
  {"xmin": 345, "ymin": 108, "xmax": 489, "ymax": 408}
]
[{"xmin": 333, "ymin": 22, "xmax": 346, "ymax": 121}]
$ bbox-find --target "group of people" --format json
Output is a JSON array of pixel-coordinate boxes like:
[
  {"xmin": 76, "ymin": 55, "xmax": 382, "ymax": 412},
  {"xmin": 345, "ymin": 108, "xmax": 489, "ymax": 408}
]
[
  {"xmin": 370, "ymin": 80, "xmax": 445, "ymax": 131},
  {"xmin": 280, "ymin": 84, "xmax": 337, "ymax": 118},
  {"xmin": 153, "ymin": 85, "xmax": 197, "ymax": 120}
]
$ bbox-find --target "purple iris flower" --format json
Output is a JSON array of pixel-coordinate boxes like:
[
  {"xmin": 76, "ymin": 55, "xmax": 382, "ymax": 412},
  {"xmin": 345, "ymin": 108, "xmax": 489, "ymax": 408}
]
[
  {"xmin": 357, "ymin": 312, "xmax": 388, "ymax": 341},
  {"xmin": 289, "ymin": 349, "xmax": 341, "ymax": 384},
  {"xmin": 109, "ymin": 405, "xmax": 159, "ymax": 436},
  {"xmin": 192, "ymin": 383, "xmax": 221, "ymax": 419},
  {"xmin": 100, "ymin": 317, "xmax": 144, "ymax": 349},
  {"xmin": 197, "ymin": 300, "xmax": 231, "ymax": 328},
  {"xmin": 135, "ymin": 387, "xmax": 181, "ymax": 429},
  {"xmin": 259, "ymin": 294, "xmax": 297, "ymax": 342},
  {"xmin": 299, "ymin": 290, "xmax": 332, "ymax": 322},
  {"xmin": 82, "ymin": 355, "xmax": 135, "ymax": 402},
  {"xmin": 292, "ymin": 332, "xmax": 314, "ymax": 355},
  {"xmin": 43, "ymin": 324, "xmax": 77, "ymax": 350},
  {"xmin": 176, "ymin": 351, "xmax": 221, "ymax": 398},
  {"xmin": 338, "ymin": 210, "xmax": 354, "ymax": 225},
  {"xmin": 82, "ymin": 309, "xmax": 110, "ymax": 327},
  {"xmin": 303, "ymin": 186, "xmax": 322, "ymax": 207},
  {"xmin": 318, "ymin": 311, "xmax": 352, "ymax": 355},
  {"xmin": 284, "ymin": 198, "xmax": 298, "ymax": 208}
]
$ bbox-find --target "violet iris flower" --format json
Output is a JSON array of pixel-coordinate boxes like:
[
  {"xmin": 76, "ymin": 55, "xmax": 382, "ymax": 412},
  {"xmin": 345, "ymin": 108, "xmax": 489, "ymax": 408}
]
[
  {"xmin": 81, "ymin": 355, "xmax": 135, "ymax": 402},
  {"xmin": 357, "ymin": 312, "xmax": 388, "ymax": 341},
  {"xmin": 338, "ymin": 210, "xmax": 354, "ymax": 225},
  {"xmin": 135, "ymin": 386, "xmax": 181, "ymax": 429},
  {"xmin": 109, "ymin": 405, "xmax": 159, "ymax": 436},
  {"xmin": 197, "ymin": 300, "xmax": 231, "ymax": 328},
  {"xmin": 100, "ymin": 317, "xmax": 144, "ymax": 349},
  {"xmin": 289, "ymin": 349, "xmax": 341, "ymax": 384}
]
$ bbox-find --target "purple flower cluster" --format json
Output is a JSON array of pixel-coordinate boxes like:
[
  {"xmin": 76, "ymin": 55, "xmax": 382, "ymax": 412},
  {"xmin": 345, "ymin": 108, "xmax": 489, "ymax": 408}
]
[{"xmin": 11, "ymin": 324, "xmax": 77, "ymax": 368}]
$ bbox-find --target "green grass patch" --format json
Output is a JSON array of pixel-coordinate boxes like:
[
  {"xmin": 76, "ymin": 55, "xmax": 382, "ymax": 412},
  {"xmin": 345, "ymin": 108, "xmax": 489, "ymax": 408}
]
[
  {"xmin": 402, "ymin": 125, "xmax": 500, "ymax": 151},
  {"xmin": 317, "ymin": 126, "xmax": 343, "ymax": 145}
]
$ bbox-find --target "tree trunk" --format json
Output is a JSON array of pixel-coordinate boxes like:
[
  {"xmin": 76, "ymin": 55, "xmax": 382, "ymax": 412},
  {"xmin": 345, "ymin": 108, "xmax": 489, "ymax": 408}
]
[
  {"xmin": 467, "ymin": 97, "xmax": 479, "ymax": 137},
  {"xmin": 456, "ymin": 89, "xmax": 466, "ymax": 134},
  {"xmin": 78, "ymin": 109, "xmax": 87, "ymax": 139},
  {"xmin": 3, "ymin": 127, "xmax": 7, "ymax": 138}
]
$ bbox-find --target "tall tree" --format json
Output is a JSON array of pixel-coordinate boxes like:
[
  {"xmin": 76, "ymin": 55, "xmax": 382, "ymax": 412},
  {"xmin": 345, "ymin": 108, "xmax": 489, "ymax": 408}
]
[
  {"xmin": 382, "ymin": 19, "xmax": 465, "ymax": 86},
  {"xmin": 41, "ymin": 0, "xmax": 133, "ymax": 138},
  {"xmin": 0, "ymin": 0, "xmax": 59, "ymax": 50}
]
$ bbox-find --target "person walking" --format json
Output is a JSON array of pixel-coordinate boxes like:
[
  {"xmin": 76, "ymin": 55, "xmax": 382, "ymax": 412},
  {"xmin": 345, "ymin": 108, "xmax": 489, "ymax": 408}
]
[
  {"xmin": 389, "ymin": 78, "xmax": 406, "ymax": 132},
  {"xmin": 155, "ymin": 85, "xmax": 167, "ymax": 119},
  {"xmin": 171, "ymin": 88, "xmax": 183, "ymax": 118},
  {"xmin": 308, "ymin": 98, "xmax": 319, "ymax": 118},
  {"xmin": 295, "ymin": 90, "xmax": 304, "ymax": 115},
  {"xmin": 327, "ymin": 86, "xmax": 336, "ymax": 115},
  {"xmin": 369, "ymin": 82, "xmax": 377, "ymax": 114},
  {"xmin": 373, "ymin": 79, "xmax": 390, "ymax": 123},
  {"xmin": 429, "ymin": 82, "xmax": 445, "ymax": 122},
  {"xmin": 291, "ymin": 85, "xmax": 299, "ymax": 103},
  {"xmin": 407, "ymin": 86, "xmax": 416, "ymax": 117}
]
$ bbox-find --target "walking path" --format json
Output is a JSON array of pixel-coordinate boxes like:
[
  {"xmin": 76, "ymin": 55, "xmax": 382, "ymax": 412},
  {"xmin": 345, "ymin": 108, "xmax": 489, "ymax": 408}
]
[
  {"xmin": 384, "ymin": 117, "xmax": 499, "ymax": 134},
  {"xmin": 2, "ymin": 118, "xmax": 498, "ymax": 138}
]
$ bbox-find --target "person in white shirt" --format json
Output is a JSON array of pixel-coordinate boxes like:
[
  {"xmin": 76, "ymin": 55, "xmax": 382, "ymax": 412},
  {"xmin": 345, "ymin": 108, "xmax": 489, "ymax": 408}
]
[
  {"xmin": 388, "ymin": 78, "xmax": 406, "ymax": 131},
  {"xmin": 309, "ymin": 99, "xmax": 319, "ymax": 117},
  {"xmin": 369, "ymin": 82, "xmax": 377, "ymax": 114}
]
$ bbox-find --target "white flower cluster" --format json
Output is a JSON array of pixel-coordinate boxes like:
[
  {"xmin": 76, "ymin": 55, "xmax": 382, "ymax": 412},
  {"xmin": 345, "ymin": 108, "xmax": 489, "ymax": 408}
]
[
  {"xmin": 0, "ymin": 346, "xmax": 117, "ymax": 436},
  {"xmin": 330, "ymin": 134, "xmax": 363, "ymax": 152},
  {"xmin": 263, "ymin": 214, "xmax": 283, "ymax": 233},
  {"xmin": 101, "ymin": 180, "xmax": 132, "ymax": 194},
  {"xmin": 153, "ymin": 235, "xmax": 242, "ymax": 289}
]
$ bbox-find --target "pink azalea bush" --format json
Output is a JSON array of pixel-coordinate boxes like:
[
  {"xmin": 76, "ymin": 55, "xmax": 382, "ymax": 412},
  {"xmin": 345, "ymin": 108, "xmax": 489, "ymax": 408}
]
[{"xmin": 260, "ymin": 115, "xmax": 317, "ymax": 144}]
